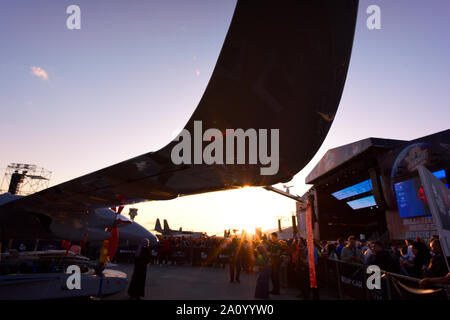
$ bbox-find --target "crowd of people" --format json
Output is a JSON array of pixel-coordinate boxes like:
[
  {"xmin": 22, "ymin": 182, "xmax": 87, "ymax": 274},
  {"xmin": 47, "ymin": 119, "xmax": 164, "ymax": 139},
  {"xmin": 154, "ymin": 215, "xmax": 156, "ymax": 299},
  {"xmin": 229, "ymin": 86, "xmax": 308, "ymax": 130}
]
[
  {"xmin": 126, "ymin": 233, "xmax": 450, "ymax": 299},
  {"xmin": 3, "ymin": 231, "xmax": 448, "ymax": 300},
  {"xmin": 321, "ymin": 235, "xmax": 448, "ymax": 280}
]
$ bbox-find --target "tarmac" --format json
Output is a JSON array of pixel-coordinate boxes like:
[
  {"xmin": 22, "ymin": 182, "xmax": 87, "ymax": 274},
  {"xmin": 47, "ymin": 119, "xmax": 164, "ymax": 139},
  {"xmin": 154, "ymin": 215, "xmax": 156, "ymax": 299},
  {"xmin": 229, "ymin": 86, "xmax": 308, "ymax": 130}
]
[{"xmin": 104, "ymin": 263, "xmax": 312, "ymax": 300}]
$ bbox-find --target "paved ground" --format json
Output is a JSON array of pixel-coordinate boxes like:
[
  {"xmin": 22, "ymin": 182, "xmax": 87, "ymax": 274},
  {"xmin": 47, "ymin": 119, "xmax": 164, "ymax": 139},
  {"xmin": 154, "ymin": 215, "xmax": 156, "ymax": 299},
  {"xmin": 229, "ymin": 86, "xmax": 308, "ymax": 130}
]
[{"xmin": 104, "ymin": 263, "xmax": 306, "ymax": 300}]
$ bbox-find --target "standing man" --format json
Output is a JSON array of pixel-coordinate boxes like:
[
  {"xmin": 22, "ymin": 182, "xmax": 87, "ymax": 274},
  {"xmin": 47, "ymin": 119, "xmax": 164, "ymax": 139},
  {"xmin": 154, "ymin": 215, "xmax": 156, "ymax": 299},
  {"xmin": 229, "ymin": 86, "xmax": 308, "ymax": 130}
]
[
  {"xmin": 340, "ymin": 235, "xmax": 363, "ymax": 264},
  {"xmin": 229, "ymin": 238, "xmax": 242, "ymax": 283},
  {"xmin": 336, "ymin": 238, "xmax": 345, "ymax": 258},
  {"xmin": 269, "ymin": 232, "xmax": 281, "ymax": 295},
  {"xmin": 128, "ymin": 238, "xmax": 151, "ymax": 300},
  {"xmin": 424, "ymin": 239, "xmax": 448, "ymax": 278},
  {"xmin": 159, "ymin": 237, "xmax": 170, "ymax": 265}
]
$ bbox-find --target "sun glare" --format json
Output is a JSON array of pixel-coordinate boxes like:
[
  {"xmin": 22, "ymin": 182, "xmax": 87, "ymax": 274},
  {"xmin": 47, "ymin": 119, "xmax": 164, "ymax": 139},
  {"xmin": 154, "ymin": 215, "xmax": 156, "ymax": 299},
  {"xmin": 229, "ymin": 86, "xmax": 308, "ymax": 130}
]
[{"xmin": 135, "ymin": 184, "xmax": 295, "ymax": 236}]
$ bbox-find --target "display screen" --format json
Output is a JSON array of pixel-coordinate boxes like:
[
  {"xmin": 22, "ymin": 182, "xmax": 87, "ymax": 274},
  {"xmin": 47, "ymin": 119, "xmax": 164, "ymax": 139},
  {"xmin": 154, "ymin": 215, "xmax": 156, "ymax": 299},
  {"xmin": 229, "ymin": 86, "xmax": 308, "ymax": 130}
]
[
  {"xmin": 395, "ymin": 169, "xmax": 448, "ymax": 218},
  {"xmin": 433, "ymin": 169, "xmax": 446, "ymax": 180},
  {"xmin": 331, "ymin": 179, "xmax": 373, "ymax": 200},
  {"xmin": 346, "ymin": 195, "xmax": 377, "ymax": 210}
]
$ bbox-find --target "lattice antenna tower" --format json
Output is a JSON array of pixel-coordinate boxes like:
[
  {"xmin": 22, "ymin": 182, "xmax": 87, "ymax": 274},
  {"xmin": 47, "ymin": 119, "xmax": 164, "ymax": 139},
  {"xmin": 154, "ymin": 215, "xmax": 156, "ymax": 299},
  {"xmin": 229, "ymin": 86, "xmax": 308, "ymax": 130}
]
[{"xmin": 0, "ymin": 163, "xmax": 52, "ymax": 196}]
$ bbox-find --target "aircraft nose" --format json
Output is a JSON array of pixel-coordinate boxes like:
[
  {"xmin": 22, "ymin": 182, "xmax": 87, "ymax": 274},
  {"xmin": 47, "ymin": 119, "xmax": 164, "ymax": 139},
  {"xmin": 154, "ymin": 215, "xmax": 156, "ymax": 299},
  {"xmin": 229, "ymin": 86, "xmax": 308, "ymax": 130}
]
[
  {"xmin": 147, "ymin": 230, "xmax": 159, "ymax": 246},
  {"xmin": 119, "ymin": 221, "xmax": 158, "ymax": 246}
]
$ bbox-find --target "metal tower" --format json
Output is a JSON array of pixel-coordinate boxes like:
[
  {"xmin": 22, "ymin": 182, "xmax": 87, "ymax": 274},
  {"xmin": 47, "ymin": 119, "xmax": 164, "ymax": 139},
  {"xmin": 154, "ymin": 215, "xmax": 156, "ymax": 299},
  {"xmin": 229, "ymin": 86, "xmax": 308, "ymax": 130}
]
[{"xmin": 0, "ymin": 163, "xmax": 52, "ymax": 196}]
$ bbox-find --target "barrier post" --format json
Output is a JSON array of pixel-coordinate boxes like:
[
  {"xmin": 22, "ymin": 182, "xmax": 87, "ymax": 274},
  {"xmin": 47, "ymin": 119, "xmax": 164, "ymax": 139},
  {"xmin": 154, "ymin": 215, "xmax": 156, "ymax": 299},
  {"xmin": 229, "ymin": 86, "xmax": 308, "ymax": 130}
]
[
  {"xmin": 385, "ymin": 273, "xmax": 392, "ymax": 300},
  {"xmin": 363, "ymin": 265, "xmax": 370, "ymax": 300},
  {"xmin": 322, "ymin": 259, "xmax": 328, "ymax": 289},
  {"xmin": 335, "ymin": 260, "xmax": 343, "ymax": 299}
]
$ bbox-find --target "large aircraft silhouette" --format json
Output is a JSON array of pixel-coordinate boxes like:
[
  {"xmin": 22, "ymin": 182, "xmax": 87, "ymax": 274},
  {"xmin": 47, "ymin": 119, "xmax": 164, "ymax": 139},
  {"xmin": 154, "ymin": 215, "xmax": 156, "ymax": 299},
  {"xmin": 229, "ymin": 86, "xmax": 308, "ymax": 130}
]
[
  {"xmin": 154, "ymin": 219, "xmax": 206, "ymax": 238},
  {"xmin": 0, "ymin": 1, "xmax": 358, "ymax": 245}
]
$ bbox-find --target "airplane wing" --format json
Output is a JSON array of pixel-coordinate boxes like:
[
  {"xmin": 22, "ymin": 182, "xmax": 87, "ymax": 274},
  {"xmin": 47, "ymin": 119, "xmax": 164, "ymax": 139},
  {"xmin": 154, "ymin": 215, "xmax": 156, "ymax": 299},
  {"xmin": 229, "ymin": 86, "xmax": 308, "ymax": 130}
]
[{"xmin": 0, "ymin": 1, "xmax": 358, "ymax": 216}]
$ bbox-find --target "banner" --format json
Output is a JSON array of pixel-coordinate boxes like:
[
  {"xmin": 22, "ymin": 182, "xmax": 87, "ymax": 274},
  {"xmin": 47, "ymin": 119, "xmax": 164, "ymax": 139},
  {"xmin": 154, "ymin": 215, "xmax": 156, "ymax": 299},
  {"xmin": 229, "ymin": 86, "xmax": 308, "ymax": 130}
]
[
  {"xmin": 418, "ymin": 165, "xmax": 450, "ymax": 271},
  {"xmin": 306, "ymin": 202, "xmax": 317, "ymax": 288},
  {"xmin": 338, "ymin": 262, "xmax": 365, "ymax": 298}
]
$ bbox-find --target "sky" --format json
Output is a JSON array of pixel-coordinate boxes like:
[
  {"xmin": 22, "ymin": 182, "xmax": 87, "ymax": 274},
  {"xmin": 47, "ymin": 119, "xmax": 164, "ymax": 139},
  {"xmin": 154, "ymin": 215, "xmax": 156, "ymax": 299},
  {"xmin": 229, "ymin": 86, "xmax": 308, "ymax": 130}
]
[{"xmin": 1, "ymin": 0, "xmax": 449, "ymax": 236}]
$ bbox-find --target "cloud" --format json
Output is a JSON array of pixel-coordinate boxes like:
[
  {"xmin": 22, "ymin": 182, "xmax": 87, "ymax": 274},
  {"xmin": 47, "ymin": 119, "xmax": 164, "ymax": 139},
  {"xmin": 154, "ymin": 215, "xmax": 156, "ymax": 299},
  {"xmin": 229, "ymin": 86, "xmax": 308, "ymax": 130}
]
[{"xmin": 30, "ymin": 66, "xmax": 48, "ymax": 80}]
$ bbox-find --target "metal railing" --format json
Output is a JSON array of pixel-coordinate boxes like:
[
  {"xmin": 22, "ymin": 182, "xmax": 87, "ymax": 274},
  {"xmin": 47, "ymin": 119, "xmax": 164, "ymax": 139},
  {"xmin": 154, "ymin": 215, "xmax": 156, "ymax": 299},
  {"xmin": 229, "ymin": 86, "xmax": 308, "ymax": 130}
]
[{"xmin": 317, "ymin": 257, "xmax": 450, "ymax": 300}]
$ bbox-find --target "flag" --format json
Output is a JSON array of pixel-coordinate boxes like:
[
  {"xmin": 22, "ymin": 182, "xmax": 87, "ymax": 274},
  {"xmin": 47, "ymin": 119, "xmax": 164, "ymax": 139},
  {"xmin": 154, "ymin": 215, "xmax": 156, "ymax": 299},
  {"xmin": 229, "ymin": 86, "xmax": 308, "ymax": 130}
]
[{"xmin": 418, "ymin": 165, "xmax": 450, "ymax": 271}]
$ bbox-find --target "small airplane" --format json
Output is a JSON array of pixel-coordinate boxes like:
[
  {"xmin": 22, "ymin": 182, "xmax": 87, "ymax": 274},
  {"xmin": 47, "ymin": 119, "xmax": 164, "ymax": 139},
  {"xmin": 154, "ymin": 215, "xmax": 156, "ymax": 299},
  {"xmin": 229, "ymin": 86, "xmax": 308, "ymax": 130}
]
[{"xmin": 154, "ymin": 219, "xmax": 206, "ymax": 238}]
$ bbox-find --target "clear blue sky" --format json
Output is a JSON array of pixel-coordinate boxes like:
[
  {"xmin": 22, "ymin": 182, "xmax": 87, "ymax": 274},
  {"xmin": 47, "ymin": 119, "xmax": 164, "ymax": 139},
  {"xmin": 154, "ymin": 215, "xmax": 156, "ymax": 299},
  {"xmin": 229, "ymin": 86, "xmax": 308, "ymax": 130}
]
[{"xmin": 1, "ymin": 0, "xmax": 449, "ymax": 235}]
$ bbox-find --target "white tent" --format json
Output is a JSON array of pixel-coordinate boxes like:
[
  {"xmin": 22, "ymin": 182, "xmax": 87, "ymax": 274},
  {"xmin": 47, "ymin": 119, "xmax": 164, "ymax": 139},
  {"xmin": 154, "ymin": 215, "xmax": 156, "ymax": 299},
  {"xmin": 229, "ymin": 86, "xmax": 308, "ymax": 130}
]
[{"xmin": 263, "ymin": 226, "xmax": 297, "ymax": 240}]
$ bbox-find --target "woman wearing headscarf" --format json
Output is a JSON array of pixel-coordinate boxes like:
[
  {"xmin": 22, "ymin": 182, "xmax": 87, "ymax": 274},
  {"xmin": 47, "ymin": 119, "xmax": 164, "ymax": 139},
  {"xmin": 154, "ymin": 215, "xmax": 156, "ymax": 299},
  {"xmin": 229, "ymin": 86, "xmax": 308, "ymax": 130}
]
[
  {"xmin": 128, "ymin": 238, "xmax": 151, "ymax": 300},
  {"xmin": 402, "ymin": 241, "xmax": 431, "ymax": 278}
]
